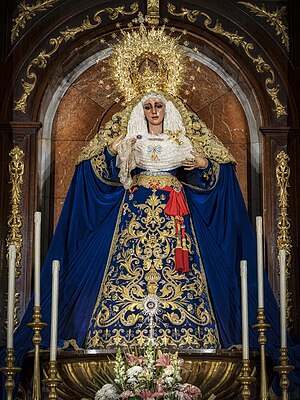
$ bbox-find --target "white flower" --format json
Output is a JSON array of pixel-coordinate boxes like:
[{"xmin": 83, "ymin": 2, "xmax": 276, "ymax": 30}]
[
  {"xmin": 126, "ymin": 365, "xmax": 143, "ymax": 378},
  {"xmin": 162, "ymin": 365, "xmax": 174, "ymax": 377},
  {"xmin": 94, "ymin": 384, "xmax": 119, "ymax": 400},
  {"xmin": 141, "ymin": 369, "xmax": 153, "ymax": 380},
  {"xmin": 164, "ymin": 376, "xmax": 174, "ymax": 387}
]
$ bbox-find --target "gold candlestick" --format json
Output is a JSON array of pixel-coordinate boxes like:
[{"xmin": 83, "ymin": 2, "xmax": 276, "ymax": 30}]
[
  {"xmin": 252, "ymin": 307, "xmax": 271, "ymax": 399},
  {"xmin": 274, "ymin": 347, "xmax": 294, "ymax": 400},
  {"xmin": 0, "ymin": 348, "xmax": 22, "ymax": 400},
  {"xmin": 43, "ymin": 360, "xmax": 61, "ymax": 399},
  {"xmin": 27, "ymin": 306, "xmax": 47, "ymax": 400},
  {"xmin": 237, "ymin": 359, "xmax": 256, "ymax": 400}
]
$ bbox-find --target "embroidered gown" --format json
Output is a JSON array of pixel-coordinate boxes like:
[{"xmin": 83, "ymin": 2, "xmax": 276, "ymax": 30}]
[{"xmin": 85, "ymin": 131, "xmax": 220, "ymax": 349}]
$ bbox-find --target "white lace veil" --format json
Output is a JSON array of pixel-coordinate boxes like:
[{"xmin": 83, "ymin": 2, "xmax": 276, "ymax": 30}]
[{"xmin": 125, "ymin": 93, "xmax": 186, "ymax": 139}]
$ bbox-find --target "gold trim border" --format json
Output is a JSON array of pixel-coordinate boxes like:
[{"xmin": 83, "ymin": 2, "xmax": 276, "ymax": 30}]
[
  {"xmin": 14, "ymin": 2, "xmax": 139, "ymax": 114},
  {"xmin": 167, "ymin": 3, "xmax": 287, "ymax": 118},
  {"xmin": 11, "ymin": 0, "xmax": 59, "ymax": 44},
  {"xmin": 276, "ymin": 151, "xmax": 293, "ymax": 329},
  {"xmin": 238, "ymin": 2, "xmax": 289, "ymax": 50},
  {"xmin": 6, "ymin": 146, "xmax": 25, "ymax": 328}
]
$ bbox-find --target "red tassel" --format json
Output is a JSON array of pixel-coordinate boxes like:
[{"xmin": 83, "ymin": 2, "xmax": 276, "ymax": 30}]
[
  {"xmin": 182, "ymin": 249, "xmax": 189, "ymax": 272},
  {"xmin": 175, "ymin": 247, "xmax": 184, "ymax": 272},
  {"xmin": 181, "ymin": 220, "xmax": 189, "ymax": 272},
  {"xmin": 163, "ymin": 187, "xmax": 190, "ymax": 273}
]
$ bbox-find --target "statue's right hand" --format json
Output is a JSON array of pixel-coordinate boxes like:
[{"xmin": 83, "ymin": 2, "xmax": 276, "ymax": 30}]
[
  {"xmin": 109, "ymin": 136, "xmax": 137, "ymax": 155},
  {"xmin": 108, "ymin": 135, "xmax": 123, "ymax": 155}
]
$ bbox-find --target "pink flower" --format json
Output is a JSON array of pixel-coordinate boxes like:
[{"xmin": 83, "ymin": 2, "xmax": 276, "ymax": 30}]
[
  {"xmin": 120, "ymin": 390, "xmax": 134, "ymax": 398},
  {"xmin": 152, "ymin": 384, "xmax": 166, "ymax": 398},
  {"xmin": 182, "ymin": 384, "xmax": 202, "ymax": 398},
  {"xmin": 177, "ymin": 392, "xmax": 192, "ymax": 400},
  {"xmin": 156, "ymin": 353, "xmax": 172, "ymax": 367},
  {"xmin": 186, "ymin": 386, "xmax": 201, "ymax": 396},
  {"xmin": 126, "ymin": 353, "xmax": 145, "ymax": 366},
  {"xmin": 140, "ymin": 389, "xmax": 153, "ymax": 400}
]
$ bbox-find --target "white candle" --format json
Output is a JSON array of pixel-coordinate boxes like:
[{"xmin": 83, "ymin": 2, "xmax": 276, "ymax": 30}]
[
  {"xmin": 7, "ymin": 245, "xmax": 16, "ymax": 349},
  {"xmin": 34, "ymin": 212, "xmax": 42, "ymax": 307},
  {"xmin": 240, "ymin": 260, "xmax": 249, "ymax": 359},
  {"xmin": 50, "ymin": 260, "xmax": 60, "ymax": 361},
  {"xmin": 279, "ymin": 250, "xmax": 287, "ymax": 348},
  {"xmin": 256, "ymin": 216, "xmax": 264, "ymax": 308}
]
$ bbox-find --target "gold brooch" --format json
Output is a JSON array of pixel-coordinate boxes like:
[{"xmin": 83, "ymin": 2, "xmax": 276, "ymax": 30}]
[{"xmin": 165, "ymin": 130, "xmax": 183, "ymax": 145}]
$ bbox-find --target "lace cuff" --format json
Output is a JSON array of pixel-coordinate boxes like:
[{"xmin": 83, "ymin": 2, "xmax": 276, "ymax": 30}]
[{"xmin": 116, "ymin": 139, "xmax": 137, "ymax": 189}]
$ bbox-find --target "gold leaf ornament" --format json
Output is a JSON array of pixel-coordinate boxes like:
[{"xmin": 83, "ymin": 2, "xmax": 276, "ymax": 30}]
[
  {"xmin": 11, "ymin": 0, "xmax": 58, "ymax": 43},
  {"xmin": 239, "ymin": 2, "xmax": 289, "ymax": 50},
  {"xmin": 167, "ymin": 3, "xmax": 200, "ymax": 23},
  {"xmin": 276, "ymin": 151, "xmax": 293, "ymax": 328},
  {"xmin": 167, "ymin": 3, "xmax": 288, "ymax": 118}
]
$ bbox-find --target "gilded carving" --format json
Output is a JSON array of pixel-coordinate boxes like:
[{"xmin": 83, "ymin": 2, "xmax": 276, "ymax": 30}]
[
  {"xmin": 14, "ymin": 3, "xmax": 139, "ymax": 113},
  {"xmin": 167, "ymin": 3, "xmax": 287, "ymax": 118},
  {"xmin": 11, "ymin": 0, "xmax": 58, "ymax": 43},
  {"xmin": 276, "ymin": 151, "xmax": 293, "ymax": 329},
  {"xmin": 6, "ymin": 146, "xmax": 25, "ymax": 328},
  {"xmin": 146, "ymin": 0, "xmax": 160, "ymax": 26},
  {"xmin": 239, "ymin": 2, "xmax": 289, "ymax": 50},
  {"xmin": 167, "ymin": 3, "xmax": 200, "ymax": 23},
  {"xmin": 6, "ymin": 147, "xmax": 25, "ymax": 278}
]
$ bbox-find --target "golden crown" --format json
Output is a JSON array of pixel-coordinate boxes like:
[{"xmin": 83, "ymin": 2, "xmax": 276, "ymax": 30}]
[{"xmin": 109, "ymin": 20, "xmax": 187, "ymax": 102}]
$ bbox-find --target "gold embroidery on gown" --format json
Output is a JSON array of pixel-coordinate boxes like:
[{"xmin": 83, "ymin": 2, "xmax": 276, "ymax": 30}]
[{"xmin": 85, "ymin": 188, "xmax": 220, "ymax": 349}]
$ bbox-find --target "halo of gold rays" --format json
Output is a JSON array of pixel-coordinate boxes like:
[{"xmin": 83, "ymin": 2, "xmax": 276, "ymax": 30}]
[{"xmin": 109, "ymin": 23, "xmax": 187, "ymax": 103}]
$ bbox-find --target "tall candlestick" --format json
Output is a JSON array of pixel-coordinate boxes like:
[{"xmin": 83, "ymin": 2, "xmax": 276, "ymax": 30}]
[
  {"xmin": 256, "ymin": 216, "xmax": 264, "ymax": 308},
  {"xmin": 279, "ymin": 250, "xmax": 287, "ymax": 348},
  {"xmin": 34, "ymin": 211, "xmax": 42, "ymax": 307},
  {"xmin": 240, "ymin": 260, "xmax": 249, "ymax": 360},
  {"xmin": 50, "ymin": 260, "xmax": 60, "ymax": 361},
  {"xmin": 7, "ymin": 245, "xmax": 16, "ymax": 349}
]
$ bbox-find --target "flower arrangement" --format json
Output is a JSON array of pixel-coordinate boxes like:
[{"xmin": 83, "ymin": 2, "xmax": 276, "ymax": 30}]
[{"xmin": 94, "ymin": 343, "xmax": 202, "ymax": 400}]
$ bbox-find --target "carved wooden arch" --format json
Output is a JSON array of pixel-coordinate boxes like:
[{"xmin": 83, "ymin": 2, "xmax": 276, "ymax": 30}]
[{"xmin": 1, "ymin": 1, "xmax": 297, "ymax": 126}]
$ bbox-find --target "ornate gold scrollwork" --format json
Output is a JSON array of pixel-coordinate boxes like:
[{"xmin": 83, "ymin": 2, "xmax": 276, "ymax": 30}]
[
  {"xmin": 14, "ymin": 2, "xmax": 139, "ymax": 113},
  {"xmin": 167, "ymin": 3, "xmax": 287, "ymax": 118},
  {"xmin": 11, "ymin": 0, "xmax": 59, "ymax": 43},
  {"xmin": 167, "ymin": 3, "xmax": 200, "ymax": 23},
  {"xmin": 6, "ymin": 146, "xmax": 25, "ymax": 328},
  {"xmin": 276, "ymin": 151, "xmax": 293, "ymax": 329},
  {"xmin": 238, "ymin": 2, "xmax": 289, "ymax": 50}
]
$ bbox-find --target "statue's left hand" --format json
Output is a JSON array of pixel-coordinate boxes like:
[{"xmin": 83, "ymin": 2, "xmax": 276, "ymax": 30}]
[{"xmin": 182, "ymin": 154, "xmax": 208, "ymax": 170}]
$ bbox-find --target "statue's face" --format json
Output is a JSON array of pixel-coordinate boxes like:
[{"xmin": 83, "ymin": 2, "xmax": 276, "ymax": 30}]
[{"xmin": 143, "ymin": 98, "xmax": 165, "ymax": 127}]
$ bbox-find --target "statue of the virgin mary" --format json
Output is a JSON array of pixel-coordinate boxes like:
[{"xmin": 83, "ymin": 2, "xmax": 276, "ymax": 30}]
[{"xmin": 1, "ymin": 19, "xmax": 300, "ymax": 399}]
